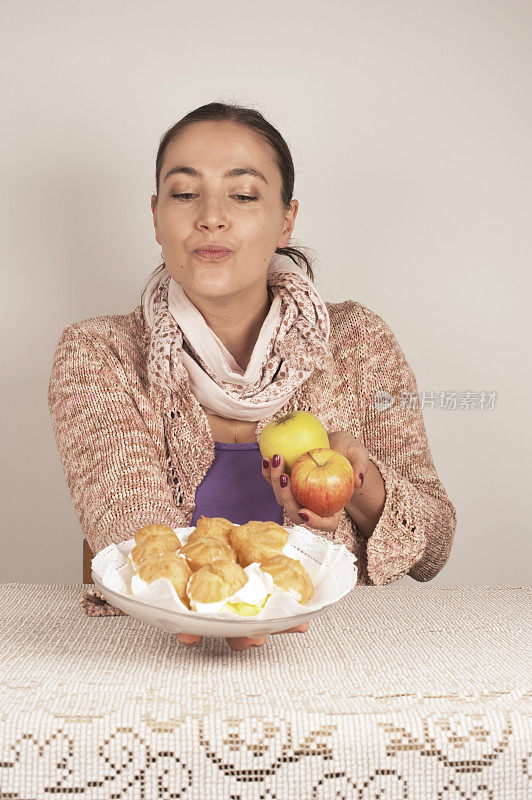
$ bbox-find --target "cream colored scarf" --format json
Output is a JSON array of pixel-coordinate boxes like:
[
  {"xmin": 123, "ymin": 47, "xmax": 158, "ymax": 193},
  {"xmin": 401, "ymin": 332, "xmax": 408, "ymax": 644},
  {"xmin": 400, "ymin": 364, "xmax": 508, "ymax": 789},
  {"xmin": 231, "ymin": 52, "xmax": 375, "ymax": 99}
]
[{"xmin": 142, "ymin": 252, "xmax": 331, "ymax": 421}]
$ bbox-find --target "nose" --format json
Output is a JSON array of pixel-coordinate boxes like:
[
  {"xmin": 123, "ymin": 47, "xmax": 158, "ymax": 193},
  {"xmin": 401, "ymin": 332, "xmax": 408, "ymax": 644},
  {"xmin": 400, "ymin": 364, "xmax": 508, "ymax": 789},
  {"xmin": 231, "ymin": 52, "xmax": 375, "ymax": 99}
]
[{"xmin": 197, "ymin": 198, "xmax": 229, "ymax": 231}]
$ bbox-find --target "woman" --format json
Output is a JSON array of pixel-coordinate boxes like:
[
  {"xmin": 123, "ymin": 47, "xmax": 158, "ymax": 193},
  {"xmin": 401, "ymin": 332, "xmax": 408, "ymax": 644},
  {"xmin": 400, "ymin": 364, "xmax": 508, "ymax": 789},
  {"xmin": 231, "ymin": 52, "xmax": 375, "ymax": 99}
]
[{"xmin": 48, "ymin": 102, "xmax": 457, "ymax": 651}]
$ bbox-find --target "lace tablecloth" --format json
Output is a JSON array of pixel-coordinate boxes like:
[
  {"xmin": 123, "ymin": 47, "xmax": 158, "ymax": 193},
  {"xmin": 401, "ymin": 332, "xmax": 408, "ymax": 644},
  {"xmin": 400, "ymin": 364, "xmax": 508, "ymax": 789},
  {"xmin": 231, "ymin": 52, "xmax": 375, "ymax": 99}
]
[{"xmin": 0, "ymin": 583, "xmax": 530, "ymax": 799}]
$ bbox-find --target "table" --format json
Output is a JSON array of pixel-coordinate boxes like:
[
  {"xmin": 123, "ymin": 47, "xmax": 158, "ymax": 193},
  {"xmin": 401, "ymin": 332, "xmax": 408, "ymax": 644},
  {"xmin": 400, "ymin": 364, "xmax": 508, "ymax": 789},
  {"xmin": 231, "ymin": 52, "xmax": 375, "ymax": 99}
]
[{"xmin": 0, "ymin": 583, "xmax": 530, "ymax": 799}]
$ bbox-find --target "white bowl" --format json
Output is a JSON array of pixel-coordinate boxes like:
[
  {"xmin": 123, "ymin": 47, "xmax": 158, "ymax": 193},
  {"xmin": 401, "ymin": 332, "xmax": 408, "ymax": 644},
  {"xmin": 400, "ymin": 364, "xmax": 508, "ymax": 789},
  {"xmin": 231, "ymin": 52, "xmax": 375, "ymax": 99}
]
[
  {"xmin": 91, "ymin": 524, "xmax": 357, "ymax": 638},
  {"xmin": 91, "ymin": 576, "xmax": 341, "ymax": 638}
]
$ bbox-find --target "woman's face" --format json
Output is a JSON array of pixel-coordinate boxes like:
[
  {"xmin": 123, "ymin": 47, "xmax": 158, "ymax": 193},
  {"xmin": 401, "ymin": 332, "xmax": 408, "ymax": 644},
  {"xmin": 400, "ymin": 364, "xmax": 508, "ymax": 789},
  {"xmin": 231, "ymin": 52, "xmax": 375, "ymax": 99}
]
[{"xmin": 151, "ymin": 120, "xmax": 298, "ymax": 303}]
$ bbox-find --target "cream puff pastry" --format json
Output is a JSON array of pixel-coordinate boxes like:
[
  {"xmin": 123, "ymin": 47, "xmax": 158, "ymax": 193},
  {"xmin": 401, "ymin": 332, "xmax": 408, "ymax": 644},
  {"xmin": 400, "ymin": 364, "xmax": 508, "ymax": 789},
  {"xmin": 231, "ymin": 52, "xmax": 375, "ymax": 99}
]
[
  {"xmin": 133, "ymin": 523, "xmax": 180, "ymax": 545},
  {"xmin": 130, "ymin": 525, "xmax": 182, "ymax": 567},
  {"xmin": 178, "ymin": 536, "xmax": 237, "ymax": 572},
  {"xmin": 187, "ymin": 559, "xmax": 248, "ymax": 606},
  {"xmin": 260, "ymin": 554, "xmax": 314, "ymax": 604},
  {"xmin": 187, "ymin": 515, "xmax": 235, "ymax": 546},
  {"xmin": 228, "ymin": 520, "xmax": 289, "ymax": 568},
  {"xmin": 136, "ymin": 551, "xmax": 192, "ymax": 609}
]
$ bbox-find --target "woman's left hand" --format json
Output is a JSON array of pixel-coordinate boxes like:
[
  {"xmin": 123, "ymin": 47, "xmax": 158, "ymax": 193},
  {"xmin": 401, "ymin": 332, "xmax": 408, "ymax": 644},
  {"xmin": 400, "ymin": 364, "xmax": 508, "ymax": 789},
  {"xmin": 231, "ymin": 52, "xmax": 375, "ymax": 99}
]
[
  {"xmin": 178, "ymin": 622, "xmax": 310, "ymax": 650},
  {"xmin": 261, "ymin": 430, "xmax": 371, "ymax": 532}
]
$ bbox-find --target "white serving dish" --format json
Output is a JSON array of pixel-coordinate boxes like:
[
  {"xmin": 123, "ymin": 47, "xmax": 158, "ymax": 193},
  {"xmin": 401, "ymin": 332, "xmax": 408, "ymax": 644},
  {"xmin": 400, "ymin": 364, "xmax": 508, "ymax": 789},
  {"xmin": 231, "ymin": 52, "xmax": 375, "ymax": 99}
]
[{"xmin": 92, "ymin": 524, "xmax": 357, "ymax": 638}]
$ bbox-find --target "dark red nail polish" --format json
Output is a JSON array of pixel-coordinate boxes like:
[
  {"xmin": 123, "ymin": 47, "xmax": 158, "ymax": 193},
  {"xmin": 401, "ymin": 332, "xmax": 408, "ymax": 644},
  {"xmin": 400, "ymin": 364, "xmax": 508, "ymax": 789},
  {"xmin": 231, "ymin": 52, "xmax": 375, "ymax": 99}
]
[
  {"xmin": 272, "ymin": 454, "xmax": 280, "ymax": 468},
  {"xmin": 280, "ymin": 474, "xmax": 288, "ymax": 488},
  {"xmin": 359, "ymin": 473, "xmax": 364, "ymax": 485},
  {"xmin": 298, "ymin": 512, "xmax": 309, "ymax": 521},
  {"xmin": 262, "ymin": 459, "xmax": 269, "ymax": 469}
]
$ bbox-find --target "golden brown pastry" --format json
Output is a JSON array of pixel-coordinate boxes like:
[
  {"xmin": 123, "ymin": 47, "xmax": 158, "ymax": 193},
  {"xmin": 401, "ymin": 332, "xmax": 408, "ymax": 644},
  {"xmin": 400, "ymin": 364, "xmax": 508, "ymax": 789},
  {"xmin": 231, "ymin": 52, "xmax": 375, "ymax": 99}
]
[
  {"xmin": 131, "ymin": 536, "xmax": 180, "ymax": 567},
  {"xmin": 130, "ymin": 525, "xmax": 181, "ymax": 567},
  {"xmin": 187, "ymin": 515, "xmax": 235, "ymax": 546},
  {"xmin": 260, "ymin": 554, "xmax": 314, "ymax": 604},
  {"xmin": 138, "ymin": 552, "xmax": 192, "ymax": 609},
  {"xmin": 178, "ymin": 536, "xmax": 237, "ymax": 572},
  {"xmin": 134, "ymin": 524, "xmax": 181, "ymax": 546},
  {"xmin": 187, "ymin": 559, "xmax": 248, "ymax": 605},
  {"xmin": 228, "ymin": 521, "xmax": 289, "ymax": 568}
]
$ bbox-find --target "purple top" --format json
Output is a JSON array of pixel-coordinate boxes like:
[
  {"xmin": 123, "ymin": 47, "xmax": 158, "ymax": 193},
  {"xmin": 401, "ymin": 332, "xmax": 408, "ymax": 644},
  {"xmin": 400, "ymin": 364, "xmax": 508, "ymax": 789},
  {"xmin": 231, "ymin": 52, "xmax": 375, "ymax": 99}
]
[{"xmin": 190, "ymin": 441, "xmax": 284, "ymax": 527}]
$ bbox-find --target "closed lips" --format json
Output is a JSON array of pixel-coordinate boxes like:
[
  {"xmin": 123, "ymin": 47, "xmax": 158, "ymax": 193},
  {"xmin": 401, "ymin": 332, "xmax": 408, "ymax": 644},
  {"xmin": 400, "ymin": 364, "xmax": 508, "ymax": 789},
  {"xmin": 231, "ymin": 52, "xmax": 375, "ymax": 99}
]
[{"xmin": 194, "ymin": 246, "xmax": 232, "ymax": 252}]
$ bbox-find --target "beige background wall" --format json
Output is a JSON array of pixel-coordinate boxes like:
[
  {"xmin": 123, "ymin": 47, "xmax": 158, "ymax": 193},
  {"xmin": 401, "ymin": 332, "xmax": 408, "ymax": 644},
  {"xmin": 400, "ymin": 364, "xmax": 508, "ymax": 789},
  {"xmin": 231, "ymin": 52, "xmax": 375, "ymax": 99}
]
[{"xmin": 1, "ymin": 1, "xmax": 530, "ymax": 585}]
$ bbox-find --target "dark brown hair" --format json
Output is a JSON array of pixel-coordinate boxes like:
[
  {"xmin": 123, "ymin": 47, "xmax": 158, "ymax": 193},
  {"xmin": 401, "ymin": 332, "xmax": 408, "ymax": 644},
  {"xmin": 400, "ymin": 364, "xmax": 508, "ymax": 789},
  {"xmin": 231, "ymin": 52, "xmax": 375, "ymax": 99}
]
[{"xmin": 140, "ymin": 101, "xmax": 315, "ymax": 305}]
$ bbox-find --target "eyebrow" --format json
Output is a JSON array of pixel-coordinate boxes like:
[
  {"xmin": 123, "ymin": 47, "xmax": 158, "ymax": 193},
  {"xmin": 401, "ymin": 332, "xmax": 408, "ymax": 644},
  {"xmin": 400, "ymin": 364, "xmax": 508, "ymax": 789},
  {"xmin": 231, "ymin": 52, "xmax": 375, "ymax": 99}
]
[{"xmin": 163, "ymin": 165, "xmax": 269, "ymax": 185}]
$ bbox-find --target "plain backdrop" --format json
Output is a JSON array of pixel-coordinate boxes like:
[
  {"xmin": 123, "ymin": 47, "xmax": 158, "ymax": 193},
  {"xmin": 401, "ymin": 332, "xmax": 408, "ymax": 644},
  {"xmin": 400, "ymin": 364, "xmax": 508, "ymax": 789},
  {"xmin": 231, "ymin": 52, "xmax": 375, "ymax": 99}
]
[{"xmin": 1, "ymin": 0, "xmax": 530, "ymax": 585}]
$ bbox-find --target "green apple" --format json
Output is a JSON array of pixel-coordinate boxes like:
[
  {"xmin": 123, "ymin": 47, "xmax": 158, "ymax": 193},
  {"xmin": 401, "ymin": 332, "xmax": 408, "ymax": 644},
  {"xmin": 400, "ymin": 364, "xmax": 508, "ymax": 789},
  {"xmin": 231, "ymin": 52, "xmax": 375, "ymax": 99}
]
[{"xmin": 258, "ymin": 411, "xmax": 330, "ymax": 475}]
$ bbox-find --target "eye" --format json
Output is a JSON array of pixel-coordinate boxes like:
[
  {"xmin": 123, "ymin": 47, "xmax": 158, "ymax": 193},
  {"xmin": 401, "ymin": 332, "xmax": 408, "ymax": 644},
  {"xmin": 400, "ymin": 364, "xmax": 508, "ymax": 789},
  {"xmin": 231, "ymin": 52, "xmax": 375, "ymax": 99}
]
[{"xmin": 170, "ymin": 193, "xmax": 258, "ymax": 203}]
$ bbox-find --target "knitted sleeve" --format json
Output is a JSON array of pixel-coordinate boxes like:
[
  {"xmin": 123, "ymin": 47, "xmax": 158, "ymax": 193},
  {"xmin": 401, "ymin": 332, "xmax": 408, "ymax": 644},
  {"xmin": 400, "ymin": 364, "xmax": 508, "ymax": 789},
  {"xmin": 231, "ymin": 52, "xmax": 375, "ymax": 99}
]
[
  {"xmin": 356, "ymin": 304, "xmax": 457, "ymax": 585},
  {"xmin": 47, "ymin": 324, "xmax": 189, "ymax": 555}
]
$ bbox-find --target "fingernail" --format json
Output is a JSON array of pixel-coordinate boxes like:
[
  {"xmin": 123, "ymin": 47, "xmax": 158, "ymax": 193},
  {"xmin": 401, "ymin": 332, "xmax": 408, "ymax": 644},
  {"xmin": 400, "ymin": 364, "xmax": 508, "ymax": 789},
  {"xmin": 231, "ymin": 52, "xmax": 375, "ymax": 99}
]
[
  {"xmin": 359, "ymin": 473, "xmax": 364, "ymax": 486},
  {"xmin": 262, "ymin": 459, "xmax": 269, "ymax": 469},
  {"xmin": 280, "ymin": 474, "xmax": 288, "ymax": 488},
  {"xmin": 272, "ymin": 454, "xmax": 280, "ymax": 468},
  {"xmin": 298, "ymin": 512, "xmax": 309, "ymax": 521}
]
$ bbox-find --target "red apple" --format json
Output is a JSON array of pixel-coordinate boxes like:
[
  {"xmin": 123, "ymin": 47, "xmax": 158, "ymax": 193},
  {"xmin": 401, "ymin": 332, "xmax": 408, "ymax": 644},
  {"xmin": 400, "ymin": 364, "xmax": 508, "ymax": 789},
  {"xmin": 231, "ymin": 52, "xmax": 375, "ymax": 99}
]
[{"xmin": 290, "ymin": 448, "xmax": 355, "ymax": 517}]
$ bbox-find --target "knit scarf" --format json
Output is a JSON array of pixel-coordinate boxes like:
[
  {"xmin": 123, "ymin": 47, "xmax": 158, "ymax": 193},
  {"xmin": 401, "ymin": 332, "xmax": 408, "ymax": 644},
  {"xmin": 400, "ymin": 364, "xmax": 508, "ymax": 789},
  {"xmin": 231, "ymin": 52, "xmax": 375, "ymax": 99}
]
[{"xmin": 142, "ymin": 252, "xmax": 331, "ymax": 421}]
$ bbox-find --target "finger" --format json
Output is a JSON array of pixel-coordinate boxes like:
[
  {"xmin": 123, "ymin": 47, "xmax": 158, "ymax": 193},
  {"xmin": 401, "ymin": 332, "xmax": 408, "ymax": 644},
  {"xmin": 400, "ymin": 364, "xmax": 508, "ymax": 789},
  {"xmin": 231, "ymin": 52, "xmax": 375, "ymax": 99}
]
[
  {"xmin": 348, "ymin": 463, "xmax": 366, "ymax": 490},
  {"xmin": 344, "ymin": 447, "xmax": 370, "ymax": 490},
  {"xmin": 226, "ymin": 635, "xmax": 268, "ymax": 651},
  {"xmin": 178, "ymin": 633, "xmax": 202, "ymax": 645},
  {"xmin": 353, "ymin": 471, "xmax": 364, "ymax": 490},
  {"xmin": 296, "ymin": 506, "xmax": 345, "ymax": 533},
  {"xmin": 290, "ymin": 622, "xmax": 309, "ymax": 632},
  {"xmin": 271, "ymin": 621, "xmax": 309, "ymax": 634},
  {"xmin": 261, "ymin": 457, "xmax": 272, "ymax": 486},
  {"xmin": 269, "ymin": 454, "xmax": 306, "ymax": 525}
]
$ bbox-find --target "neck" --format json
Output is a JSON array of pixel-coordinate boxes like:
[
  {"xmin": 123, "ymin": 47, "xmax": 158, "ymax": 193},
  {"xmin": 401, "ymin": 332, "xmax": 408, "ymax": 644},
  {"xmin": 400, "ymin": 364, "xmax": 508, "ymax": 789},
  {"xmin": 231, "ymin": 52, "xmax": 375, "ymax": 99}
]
[{"xmin": 186, "ymin": 284, "xmax": 272, "ymax": 371}]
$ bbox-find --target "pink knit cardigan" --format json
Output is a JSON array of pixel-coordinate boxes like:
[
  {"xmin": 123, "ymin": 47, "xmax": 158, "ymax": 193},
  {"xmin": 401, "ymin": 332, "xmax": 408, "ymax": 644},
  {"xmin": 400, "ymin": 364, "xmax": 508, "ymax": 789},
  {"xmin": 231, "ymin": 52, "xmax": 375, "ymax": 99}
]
[{"xmin": 48, "ymin": 299, "xmax": 457, "ymax": 593}]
